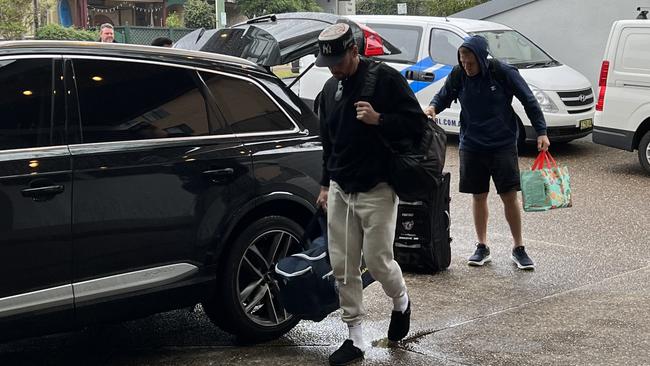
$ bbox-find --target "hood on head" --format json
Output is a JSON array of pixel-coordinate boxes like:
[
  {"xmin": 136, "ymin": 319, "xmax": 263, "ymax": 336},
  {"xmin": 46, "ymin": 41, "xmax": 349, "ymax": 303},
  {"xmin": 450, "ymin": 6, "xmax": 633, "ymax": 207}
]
[{"xmin": 457, "ymin": 35, "xmax": 489, "ymax": 76}]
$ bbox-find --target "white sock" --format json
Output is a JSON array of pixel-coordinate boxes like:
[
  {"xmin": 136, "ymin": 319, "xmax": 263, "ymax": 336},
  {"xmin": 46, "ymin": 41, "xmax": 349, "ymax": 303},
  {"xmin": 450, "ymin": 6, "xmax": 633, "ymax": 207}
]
[
  {"xmin": 348, "ymin": 322, "xmax": 366, "ymax": 351},
  {"xmin": 393, "ymin": 292, "xmax": 409, "ymax": 313}
]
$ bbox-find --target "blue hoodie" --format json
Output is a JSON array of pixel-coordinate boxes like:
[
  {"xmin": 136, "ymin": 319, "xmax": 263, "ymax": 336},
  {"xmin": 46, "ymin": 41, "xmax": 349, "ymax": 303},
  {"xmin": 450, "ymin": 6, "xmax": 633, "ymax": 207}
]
[{"xmin": 431, "ymin": 35, "xmax": 547, "ymax": 152}]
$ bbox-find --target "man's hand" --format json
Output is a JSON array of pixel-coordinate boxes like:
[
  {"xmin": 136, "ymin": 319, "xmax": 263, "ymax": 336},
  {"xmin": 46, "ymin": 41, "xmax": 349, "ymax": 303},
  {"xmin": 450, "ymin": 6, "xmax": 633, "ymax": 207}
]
[
  {"xmin": 354, "ymin": 101, "xmax": 380, "ymax": 125},
  {"xmin": 424, "ymin": 105, "xmax": 437, "ymax": 119},
  {"xmin": 316, "ymin": 186, "xmax": 329, "ymax": 210},
  {"xmin": 537, "ymin": 135, "xmax": 550, "ymax": 151}
]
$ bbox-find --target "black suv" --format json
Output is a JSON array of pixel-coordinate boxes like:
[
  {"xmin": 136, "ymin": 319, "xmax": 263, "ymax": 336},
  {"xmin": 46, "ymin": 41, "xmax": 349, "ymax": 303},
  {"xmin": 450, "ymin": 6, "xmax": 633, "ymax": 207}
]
[{"xmin": 0, "ymin": 41, "xmax": 322, "ymax": 343}]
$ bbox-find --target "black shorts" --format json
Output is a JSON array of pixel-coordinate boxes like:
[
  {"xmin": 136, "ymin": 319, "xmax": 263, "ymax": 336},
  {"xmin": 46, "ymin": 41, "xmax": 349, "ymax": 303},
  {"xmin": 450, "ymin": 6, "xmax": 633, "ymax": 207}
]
[{"xmin": 459, "ymin": 148, "xmax": 521, "ymax": 194}]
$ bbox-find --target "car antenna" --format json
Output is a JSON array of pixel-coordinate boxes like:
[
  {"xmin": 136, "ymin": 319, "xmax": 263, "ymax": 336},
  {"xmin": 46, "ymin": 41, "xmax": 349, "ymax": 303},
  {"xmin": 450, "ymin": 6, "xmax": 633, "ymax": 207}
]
[{"xmin": 637, "ymin": 7, "xmax": 649, "ymax": 19}]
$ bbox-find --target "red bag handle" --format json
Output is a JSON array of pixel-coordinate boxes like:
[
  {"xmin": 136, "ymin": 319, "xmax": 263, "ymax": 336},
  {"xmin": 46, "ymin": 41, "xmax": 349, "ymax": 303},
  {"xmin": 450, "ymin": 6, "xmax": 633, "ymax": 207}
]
[
  {"xmin": 531, "ymin": 151, "xmax": 549, "ymax": 170},
  {"xmin": 531, "ymin": 151, "xmax": 558, "ymax": 171}
]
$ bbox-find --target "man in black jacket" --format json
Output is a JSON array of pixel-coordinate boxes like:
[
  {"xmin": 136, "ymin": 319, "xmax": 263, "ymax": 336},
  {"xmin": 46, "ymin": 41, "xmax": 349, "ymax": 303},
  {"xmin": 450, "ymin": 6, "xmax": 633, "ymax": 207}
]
[{"xmin": 314, "ymin": 23, "xmax": 425, "ymax": 366}]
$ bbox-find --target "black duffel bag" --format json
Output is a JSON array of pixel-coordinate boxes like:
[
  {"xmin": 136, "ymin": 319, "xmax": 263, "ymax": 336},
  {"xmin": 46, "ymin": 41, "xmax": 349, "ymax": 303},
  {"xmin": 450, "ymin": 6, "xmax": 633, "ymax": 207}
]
[{"xmin": 360, "ymin": 60, "xmax": 447, "ymax": 202}]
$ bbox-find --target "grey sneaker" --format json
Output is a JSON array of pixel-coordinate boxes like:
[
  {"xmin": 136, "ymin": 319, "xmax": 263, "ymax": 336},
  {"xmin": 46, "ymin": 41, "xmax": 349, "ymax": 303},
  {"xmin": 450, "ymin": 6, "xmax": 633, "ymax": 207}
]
[
  {"xmin": 511, "ymin": 246, "xmax": 535, "ymax": 270},
  {"xmin": 467, "ymin": 243, "xmax": 491, "ymax": 266}
]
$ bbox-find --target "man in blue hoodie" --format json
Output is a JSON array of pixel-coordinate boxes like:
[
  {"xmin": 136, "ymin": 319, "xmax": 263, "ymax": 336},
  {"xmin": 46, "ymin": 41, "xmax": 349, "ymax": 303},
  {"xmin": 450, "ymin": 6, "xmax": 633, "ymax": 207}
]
[{"xmin": 424, "ymin": 35, "xmax": 550, "ymax": 270}]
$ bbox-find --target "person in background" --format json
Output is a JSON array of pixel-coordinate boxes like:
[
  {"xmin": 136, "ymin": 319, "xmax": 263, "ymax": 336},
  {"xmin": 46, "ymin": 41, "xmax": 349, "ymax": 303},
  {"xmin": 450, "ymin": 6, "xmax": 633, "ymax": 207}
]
[
  {"xmin": 151, "ymin": 37, "xmax": 173, "ymax": 47},
  {"xmin": 98, "ymin": 23, "xmax": 116, "ymax": 43}
]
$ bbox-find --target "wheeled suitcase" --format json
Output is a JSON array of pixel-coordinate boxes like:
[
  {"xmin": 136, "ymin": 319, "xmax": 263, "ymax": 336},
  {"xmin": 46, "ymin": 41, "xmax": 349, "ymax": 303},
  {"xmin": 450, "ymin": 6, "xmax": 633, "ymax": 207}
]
[{"xmin": 393, "ymin": 172, "xmax": 452, "ymax": 273}]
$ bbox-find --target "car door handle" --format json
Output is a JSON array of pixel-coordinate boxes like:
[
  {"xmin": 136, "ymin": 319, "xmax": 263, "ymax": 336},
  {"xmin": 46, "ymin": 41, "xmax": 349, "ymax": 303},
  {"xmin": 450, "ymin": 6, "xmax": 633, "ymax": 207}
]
[
  {"xmin": 202, "ymin": 168, "xmax": 234, "ymax": 177},
  {"xmin": 405, "ymin": 70, "xmax": 435, "ymax": 82},
  {"xmin": 21, "ymin": 185, "xmax": 65, "ymax": 200}
]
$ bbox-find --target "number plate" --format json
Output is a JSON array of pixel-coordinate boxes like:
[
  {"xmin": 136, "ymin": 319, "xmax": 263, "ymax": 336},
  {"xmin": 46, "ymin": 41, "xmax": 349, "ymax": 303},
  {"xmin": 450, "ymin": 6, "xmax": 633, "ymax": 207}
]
[{"xmin": 579, "ymin": 118, "xmax": 593, "ymax": 130}]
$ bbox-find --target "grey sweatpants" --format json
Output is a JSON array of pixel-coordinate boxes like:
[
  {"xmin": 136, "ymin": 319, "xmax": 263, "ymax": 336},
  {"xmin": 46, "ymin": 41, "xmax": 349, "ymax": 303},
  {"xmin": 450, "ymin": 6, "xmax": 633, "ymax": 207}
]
[{"xmin": 327, "ymin": 181, "xmax": 407, "ymax": 324}]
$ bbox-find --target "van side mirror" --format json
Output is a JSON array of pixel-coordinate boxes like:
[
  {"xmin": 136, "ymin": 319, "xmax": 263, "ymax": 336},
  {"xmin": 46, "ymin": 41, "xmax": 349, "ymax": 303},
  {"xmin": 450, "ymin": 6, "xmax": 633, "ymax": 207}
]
[{"xmin": 405, "ymin": 70, "xmax": 435, "ymax": 82}]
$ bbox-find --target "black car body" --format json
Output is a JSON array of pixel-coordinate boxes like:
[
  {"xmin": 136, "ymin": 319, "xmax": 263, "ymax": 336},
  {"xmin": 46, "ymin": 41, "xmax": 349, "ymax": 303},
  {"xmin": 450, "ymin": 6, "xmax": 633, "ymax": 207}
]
[{"xmin": 0, "ymin": 41, "xmax": 322, "ymax": 342}]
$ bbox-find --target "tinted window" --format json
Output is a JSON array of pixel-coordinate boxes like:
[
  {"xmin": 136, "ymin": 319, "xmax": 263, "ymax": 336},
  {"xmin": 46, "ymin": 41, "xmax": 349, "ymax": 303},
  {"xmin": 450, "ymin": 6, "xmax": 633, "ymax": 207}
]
[
  {"xmin": 366, "ymin": 24, "xmax": 422, "ymax": 64},
  {"xmin": 73, "ymin": 59, "xmax": 211, "ymax": 143},
  {"xmin": 429, "ymin": 29, "xmax": 464, "ymax": 66},
  {"xmin": 201, "ymin": 72, "xmax": 295, "ymax": 134},
  {"xmin": 0, "ymin": 58, "xmax": 59, "ymax": 150}
]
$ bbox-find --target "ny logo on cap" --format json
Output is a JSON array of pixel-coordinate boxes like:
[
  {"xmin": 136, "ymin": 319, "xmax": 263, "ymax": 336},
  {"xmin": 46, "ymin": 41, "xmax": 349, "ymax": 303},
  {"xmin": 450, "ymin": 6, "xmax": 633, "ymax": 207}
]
[{"xmin": 322, "ymin": 44, "xmax": 332, "ymax": 54}]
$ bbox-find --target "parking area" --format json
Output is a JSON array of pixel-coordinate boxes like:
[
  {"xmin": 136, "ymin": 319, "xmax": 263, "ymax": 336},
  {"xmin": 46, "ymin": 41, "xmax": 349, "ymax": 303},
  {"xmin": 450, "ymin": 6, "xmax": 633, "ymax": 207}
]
[{"xmin": 1, "ymin": 137, "xmax": 648, "ymax": 366}]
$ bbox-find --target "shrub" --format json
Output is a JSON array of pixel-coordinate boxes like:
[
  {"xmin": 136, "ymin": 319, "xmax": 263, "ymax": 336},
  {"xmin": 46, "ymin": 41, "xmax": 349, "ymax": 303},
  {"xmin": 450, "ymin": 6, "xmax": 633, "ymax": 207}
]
[
  {"xmin": 36, "ymin": 24, "xmax": 97, "ymax": 41},
  {"xmin": 166, "ymin": 12, "xmax": 183, "ymax": 28}
]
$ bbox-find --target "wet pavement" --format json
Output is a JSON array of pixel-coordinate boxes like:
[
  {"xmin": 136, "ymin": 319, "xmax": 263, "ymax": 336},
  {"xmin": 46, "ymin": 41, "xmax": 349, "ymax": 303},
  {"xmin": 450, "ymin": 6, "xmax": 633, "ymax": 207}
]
[{"xmin": 1, "ymin": 137, "xmax": 649, "ymax": 366}]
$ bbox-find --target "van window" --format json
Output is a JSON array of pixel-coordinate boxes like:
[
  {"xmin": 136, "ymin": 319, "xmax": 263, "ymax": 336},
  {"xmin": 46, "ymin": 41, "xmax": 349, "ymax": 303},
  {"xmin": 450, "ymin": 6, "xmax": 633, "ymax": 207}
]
[
  {"xmin": 200, "ymin": 72, "xmax": 295, "ymax": 134},
  {"xmin": 0, "ymin": 58, "xmax": 62, "ymax": 151},
  {"xmin": 472, "ymin": 30, "xmax": 554, "ymax": 67},
  {"xmin": 429, "ymin": 29, "xmax": 464, "ymax": 66},
  {"xmin": 365, "ymin": 24, "xmax": 422, "ymax": 64},
  {"xmin": 72, "ymin": 59, "xmax": 211, "ymax": 143},
  {"xmin": 617, "ymin": 28, "xmax": 650, "ymax": 72}
]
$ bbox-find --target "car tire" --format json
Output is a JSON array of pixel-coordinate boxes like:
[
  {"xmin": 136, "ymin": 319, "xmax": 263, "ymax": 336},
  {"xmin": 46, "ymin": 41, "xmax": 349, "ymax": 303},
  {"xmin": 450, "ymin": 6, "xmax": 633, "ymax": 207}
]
[
  {"xmin": 638, "ymin": 130, "xmax": 650, "ymax": 173},
  {"xmin": 203, "ymin": 216, "xmax": 305, "ymax": 343}
]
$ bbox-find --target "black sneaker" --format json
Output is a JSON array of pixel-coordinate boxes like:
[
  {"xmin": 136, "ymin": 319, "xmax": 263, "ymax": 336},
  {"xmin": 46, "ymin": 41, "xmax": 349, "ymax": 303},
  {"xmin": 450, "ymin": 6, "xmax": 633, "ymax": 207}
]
[
  {"xmin": 329, "ymin": 339, "xmax": 364, "ymax": 366},
  {"xmin": 387, "ymin": 301, "xmax": 411, "ymax": 342},
  {"xmin": 467, "ymin": 243, "xmax": 491, "ymax": 266},
  {"xmin": 511, "ymin": 246, "xmax": 535, "ymax": 270}
]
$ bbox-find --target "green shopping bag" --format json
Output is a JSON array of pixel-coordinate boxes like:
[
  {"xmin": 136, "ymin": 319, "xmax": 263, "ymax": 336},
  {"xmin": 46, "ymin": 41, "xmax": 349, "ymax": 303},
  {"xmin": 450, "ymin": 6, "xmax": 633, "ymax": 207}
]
[{"xmin": 520, "ymin": 151, "xmax": 572, "ymax": 212}]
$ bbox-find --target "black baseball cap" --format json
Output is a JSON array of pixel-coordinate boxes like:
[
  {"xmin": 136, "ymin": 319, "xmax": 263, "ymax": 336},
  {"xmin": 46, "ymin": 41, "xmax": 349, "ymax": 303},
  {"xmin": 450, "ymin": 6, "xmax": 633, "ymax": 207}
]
[{"xmin": 315, "ymin": 23, "xmax": 356, "ymax": 67}]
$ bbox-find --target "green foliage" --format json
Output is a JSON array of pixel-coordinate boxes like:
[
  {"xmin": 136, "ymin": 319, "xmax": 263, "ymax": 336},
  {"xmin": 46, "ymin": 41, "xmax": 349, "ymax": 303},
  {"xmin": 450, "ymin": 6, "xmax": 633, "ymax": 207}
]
[
  {"xmin": 166, "ymin": 11, "xmax": 184, "ymax": 28},
  {"xmin": 36, "ymin": 24, "xmax": 97, "ymax": 41},
  {"xmin": 357, "ymin": 0, "xmax": 489, "ymax": 17},
  {"xmin": 236, "ymin": 0, "xmax": 321, "ymax": 19},
  {"xmin": 184, "ymin": 0, "xmax": 216, "ymax": 29},
  {"xmin": 0, "ymin": 0, "xmax": 32, "ymax": 40}
]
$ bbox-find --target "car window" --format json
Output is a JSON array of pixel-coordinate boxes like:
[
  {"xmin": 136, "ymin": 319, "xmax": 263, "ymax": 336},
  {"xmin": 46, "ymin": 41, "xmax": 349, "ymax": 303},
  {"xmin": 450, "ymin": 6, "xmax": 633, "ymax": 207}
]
[
  {"xmin": 429, "ymin": 29, "xmax": 464, "ymax": 66},
  {"xmin": 0, "ymin": 58, "xmax": 60, "ymax": 150},
  {"xmin": 72, "ymin": 59, "xmax": 211, "ymax": 143},
  {"xmin": 200, "ymin": 72, "xmax": 295, "ymax": 134},
  {"xmin": 365, "ymin": 24, "xmax": 422, "ymax": 64},
  {"xmin": 472, "ymin": 30, "xmax": 553, "ymax": 66}
]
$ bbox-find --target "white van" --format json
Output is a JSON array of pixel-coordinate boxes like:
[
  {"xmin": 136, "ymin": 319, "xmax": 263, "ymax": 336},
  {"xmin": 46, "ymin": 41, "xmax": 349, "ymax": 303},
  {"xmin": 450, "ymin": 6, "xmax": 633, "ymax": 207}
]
[
  {"xmin": 593, "ymin": 20, "xmax": 650, "ymax": 173},
  {"xmin": 299, "ymin": 15, "xmax": 595, "ymax": 146}
]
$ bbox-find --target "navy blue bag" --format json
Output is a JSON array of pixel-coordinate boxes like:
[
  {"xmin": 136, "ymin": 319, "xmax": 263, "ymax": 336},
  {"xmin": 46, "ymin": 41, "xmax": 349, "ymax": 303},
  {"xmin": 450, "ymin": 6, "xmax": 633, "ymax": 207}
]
[{"xmin": 274, "ymin": 209, "xmax": 374, "ymax": 322}]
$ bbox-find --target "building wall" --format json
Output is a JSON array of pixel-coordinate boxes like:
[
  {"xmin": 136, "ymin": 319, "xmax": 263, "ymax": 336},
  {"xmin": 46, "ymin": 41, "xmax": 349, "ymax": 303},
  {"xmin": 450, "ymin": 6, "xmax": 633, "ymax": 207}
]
[
  {"xmin": 317, "ymin": 0, "xmax": 356, "ymax": 15},
  {"xmin": 471, "ymin": 0, "xmax": 643, "ymax": 91}
]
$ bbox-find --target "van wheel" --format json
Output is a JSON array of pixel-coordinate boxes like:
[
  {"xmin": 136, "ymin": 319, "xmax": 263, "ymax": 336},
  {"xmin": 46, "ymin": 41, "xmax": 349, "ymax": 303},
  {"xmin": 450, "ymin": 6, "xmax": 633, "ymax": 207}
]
[
  {"xmin": 638, "ymin": 130, "xmax": 650, "ymax": 173},
  {"xmin": 203, "ymin": 216, "xmax": 305, "ymax": 343}
]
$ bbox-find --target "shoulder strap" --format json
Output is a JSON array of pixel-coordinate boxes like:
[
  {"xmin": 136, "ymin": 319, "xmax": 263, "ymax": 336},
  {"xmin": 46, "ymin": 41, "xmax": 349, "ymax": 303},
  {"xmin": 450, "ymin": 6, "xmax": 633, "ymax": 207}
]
[
  {"xmin": 359, "ymin": 60, "xmax": 382, "ymax": 101},
  {"xmin": 449, "ymin": 64, "xmax": 463, "ymax": 92},
  {"xmin": 488, "ymin": 58, "xmax": 515, "ymax": 91}
]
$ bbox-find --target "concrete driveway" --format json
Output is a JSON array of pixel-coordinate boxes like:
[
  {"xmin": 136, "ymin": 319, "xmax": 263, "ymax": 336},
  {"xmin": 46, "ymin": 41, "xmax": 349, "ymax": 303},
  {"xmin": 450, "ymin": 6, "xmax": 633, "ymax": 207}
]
[{"xmin": 1, "ymin": 137, "xmax": 648, "ymax": 366}]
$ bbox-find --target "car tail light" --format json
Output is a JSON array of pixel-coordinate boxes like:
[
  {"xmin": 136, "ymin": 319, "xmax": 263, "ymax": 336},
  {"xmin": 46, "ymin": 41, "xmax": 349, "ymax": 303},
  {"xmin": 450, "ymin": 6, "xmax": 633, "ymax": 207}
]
[
  {"xmin": 358, "ymin": 23, "xmax": 385, "ymax": 57},
  {"xmin": 596, "ymin": 60, "xmax": 610, "ymax": 111}
]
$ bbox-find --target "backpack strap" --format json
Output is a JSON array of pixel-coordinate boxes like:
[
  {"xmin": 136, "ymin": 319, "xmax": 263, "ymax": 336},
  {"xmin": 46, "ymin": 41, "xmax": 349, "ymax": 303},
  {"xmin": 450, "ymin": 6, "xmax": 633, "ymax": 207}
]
[
  {"xmin": 488, "ymin": 58, "xmax": 516, "ymax": 93},
  {"xmin": 359, "ymin": 59, "xmax": 382, "ymax": 101}
]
